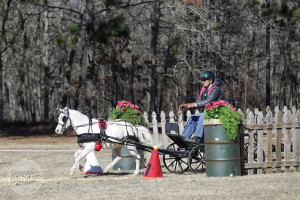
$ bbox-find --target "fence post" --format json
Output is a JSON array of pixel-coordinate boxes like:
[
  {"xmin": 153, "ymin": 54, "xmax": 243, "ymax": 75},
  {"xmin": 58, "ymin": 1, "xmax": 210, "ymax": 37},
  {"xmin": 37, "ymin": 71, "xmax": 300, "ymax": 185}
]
[
  {"xmin": 274, "ymin": 106, "xmax": 283, "ymax": 173},
  {"xmin": 296, "ymin": 109, "xmax": 300, "ymax": 172},
  {"xmin": 152, "ymin": 111, "xmax": 159, "ymax": 146},
  {"xmin": 283, "ymin": 106, "xmax": 292, "ymax": 173},
  {"xmin": 144, "ymin": 111, "xmax": 149, "ymax": 125},
  {"xmin": 256, "ymin": 110, "xmax": 264, "ymax": 174},
  {"xmin": 178, "ymin": 110, "xmax": 184, "ymax": 134},
  {"xmin": 169, "ymin": 110, "xmax": 176, "ymax": 134},
  {"xmin": 266, "ymin": 106, "xmax": 273, "ymax": 173},
  {"xmin": 292, "ymin": 106, "xmax": 299, "ymax": 172},
  {"xmin": 160, "ymin": 111, "xmax": 168, "ymax": 149},
  {"xmin": 246, "ymin": 110, "xmax": 255, "ymax": 175}
]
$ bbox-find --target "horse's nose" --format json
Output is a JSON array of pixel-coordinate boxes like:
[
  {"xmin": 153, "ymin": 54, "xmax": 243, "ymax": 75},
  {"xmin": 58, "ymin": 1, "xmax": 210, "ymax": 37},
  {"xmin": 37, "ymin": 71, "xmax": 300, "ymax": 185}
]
[{"xmin": 55, "ymin": 128, "xmax": 61, "ymax": 134}]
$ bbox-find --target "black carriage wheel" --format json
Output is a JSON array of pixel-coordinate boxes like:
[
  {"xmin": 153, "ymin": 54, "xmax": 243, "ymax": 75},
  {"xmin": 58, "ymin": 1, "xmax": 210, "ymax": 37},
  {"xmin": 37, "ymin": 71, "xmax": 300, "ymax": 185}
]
[
  {"xmin": 163, "ymin": 143, "xmax": 189, "ymax": 173},
  {"xmin": 188, "ymin": 144, "xmax": 205, "ymax": 174}
]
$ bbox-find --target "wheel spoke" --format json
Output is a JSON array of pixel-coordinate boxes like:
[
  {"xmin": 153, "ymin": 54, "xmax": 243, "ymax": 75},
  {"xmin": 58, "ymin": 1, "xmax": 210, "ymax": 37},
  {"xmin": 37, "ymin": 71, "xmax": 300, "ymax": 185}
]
[
  {"xmin": 180, "ymin": 159, "xmax": 188, "ymax": 166},
  {"xmin": 189, "ymin": 145, "xmax": 205, "ymax": 173},
  {"xmin": 166, "ymin": 159, "xmax": 176, "ymax": 169},
  {"xmin": 163, "ymin": 143, "xmax": 189, "ymax": 173},
  {"xmin": 179, "ymin": 160, "xmax": 187, "ymax": 171},
  {"xmin": 174, "ymin": 161, "xmax": 178, "ymax": 171},
  {"xmin": 164, "ymin": 156, "xmax": 177, "ymax": 161}
]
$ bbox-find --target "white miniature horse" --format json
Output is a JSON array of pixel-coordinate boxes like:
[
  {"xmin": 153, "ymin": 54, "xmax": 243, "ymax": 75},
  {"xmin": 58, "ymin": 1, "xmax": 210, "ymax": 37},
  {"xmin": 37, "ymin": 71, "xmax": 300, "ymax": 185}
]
[{"xmin": 55, "ymin": 107, "xmax": 154, "ymax": 176}]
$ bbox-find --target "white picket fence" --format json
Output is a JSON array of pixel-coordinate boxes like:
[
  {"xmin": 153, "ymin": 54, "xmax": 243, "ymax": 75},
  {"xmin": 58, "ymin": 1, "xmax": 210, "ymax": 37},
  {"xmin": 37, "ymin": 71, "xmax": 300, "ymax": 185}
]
[{"xmin": 143, "ymin": 106, "xmax": 300, "ymax": 174}]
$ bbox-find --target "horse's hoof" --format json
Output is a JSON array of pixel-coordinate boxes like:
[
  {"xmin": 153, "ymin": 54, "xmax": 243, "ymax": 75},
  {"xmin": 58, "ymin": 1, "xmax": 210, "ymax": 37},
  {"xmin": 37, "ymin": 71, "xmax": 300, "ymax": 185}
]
[
  {"xmin": 70, "ymin": 171, "xmax": 75, "ymax": 175},
  {"xmin": 79, "ymin": 165, "xmax": 84, "ymax": 173}
]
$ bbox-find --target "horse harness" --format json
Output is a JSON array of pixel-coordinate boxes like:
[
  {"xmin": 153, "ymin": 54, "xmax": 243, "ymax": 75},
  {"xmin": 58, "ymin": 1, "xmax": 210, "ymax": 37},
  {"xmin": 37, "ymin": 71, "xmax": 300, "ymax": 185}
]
[
  {"xmin": 76, "ymin": 119, "xmax": 140, "ymax": 145},
  {"xmin": 77, "ymin": 119, "xmax": 107, "ymax": 144}
]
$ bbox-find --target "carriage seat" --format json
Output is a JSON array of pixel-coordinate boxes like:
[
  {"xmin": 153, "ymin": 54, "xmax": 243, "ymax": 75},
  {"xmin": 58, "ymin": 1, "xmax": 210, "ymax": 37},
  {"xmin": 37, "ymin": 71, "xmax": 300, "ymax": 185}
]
[
  {"xmin": 165, "ymin": 122, "xmax": 201, "ymax": 144},
  {"xmin": 165, "ymin": 122, "xmax": 179, "ymax": 133}
]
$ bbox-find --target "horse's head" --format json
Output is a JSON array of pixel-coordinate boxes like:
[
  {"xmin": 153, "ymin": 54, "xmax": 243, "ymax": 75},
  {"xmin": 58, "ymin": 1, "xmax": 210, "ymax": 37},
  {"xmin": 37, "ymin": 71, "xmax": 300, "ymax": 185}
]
[{"xmin": 55, "ymin": 107, "xmax": 71, "ymax": 134}]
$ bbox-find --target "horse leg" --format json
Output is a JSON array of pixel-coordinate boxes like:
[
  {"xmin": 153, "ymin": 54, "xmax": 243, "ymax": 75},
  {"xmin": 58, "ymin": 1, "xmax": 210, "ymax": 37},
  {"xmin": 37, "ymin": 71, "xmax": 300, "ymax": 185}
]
[
  {"xmin": 103, "ymin": 147, "xmax": 122, "ymax": 173},
  {"xmin": 70, "ymin": 142, "xmax": 95, "ymax": 174},
  {"xmin": 73, "ymin": 149, "xmax": 83, "ymax": 172},
  {"xmin": 126, "ymin": 145, "xmax": 141, "ymax": 176}
]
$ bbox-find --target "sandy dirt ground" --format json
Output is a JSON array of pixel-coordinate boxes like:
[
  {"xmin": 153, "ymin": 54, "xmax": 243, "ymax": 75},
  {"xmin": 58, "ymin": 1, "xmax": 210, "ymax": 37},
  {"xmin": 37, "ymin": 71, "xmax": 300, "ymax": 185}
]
[{"xmin": 0, "ymin": 135, "xmax": 299, "ymax": 200}]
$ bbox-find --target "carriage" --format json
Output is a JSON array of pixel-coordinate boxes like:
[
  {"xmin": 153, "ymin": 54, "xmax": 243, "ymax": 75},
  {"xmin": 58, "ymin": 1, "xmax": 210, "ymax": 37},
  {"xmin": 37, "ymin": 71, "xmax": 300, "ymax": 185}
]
[
  {"xmin": 154, "ymin": 122, "xmax": 205, "ymax": 174},
  {"xmin": 55, "ymin": 108, "xmax": 206, "ymax": 175},
  {"xmin": 122, "ymin": 122, "xmax": 206, "ymax": 174}
]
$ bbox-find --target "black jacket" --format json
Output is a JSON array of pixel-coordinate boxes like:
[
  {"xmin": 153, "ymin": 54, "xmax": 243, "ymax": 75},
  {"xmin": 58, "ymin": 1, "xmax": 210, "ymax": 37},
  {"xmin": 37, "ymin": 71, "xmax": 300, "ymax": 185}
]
[{"xmin": 195, "ymin": 78, "xmax": 225, "ymax": 108}]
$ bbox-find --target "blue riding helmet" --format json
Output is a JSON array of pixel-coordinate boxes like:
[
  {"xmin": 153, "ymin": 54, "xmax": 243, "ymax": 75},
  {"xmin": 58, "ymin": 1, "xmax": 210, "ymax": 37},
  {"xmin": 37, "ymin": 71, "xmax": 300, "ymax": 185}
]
[{"xmin": 200, "ymin": 71, "xmax": 215, "ymax": 81}]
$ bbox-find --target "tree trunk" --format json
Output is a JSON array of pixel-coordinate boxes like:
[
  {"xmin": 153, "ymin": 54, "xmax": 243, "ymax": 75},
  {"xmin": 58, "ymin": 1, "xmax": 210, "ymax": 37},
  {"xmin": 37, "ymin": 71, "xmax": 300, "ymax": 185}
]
[
  {"xmin": 84, "ymin": 0, "xmax": 96, "ymax": 118},
  {"xmin": 265, "ymin": 0, "xmax": 271, "ymax": 107},
  {"xmin": 130, "ymin": 55, "xmax": 135, "ymax": 104},
  {"xmin": 149, "ymin": 0, "xmax": 160, "ymax": 113},
  {"xmin": 42, "ymin": 8, "xmax": 49, "ymax": 122},
  {"xmin": 0, "ymin": 0, "xmax": 12, "ymax": 124},
  {"xmin": 0, "ymin": 50, "xmax": 3, "ymax": 126}
]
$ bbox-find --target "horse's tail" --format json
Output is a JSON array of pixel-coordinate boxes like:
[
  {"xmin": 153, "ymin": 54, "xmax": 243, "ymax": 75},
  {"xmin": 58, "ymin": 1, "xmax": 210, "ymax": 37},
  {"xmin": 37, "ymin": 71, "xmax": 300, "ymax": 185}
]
[{"xmin": 136, "ymin": 126, "xmax": 154, "ymax": 147}]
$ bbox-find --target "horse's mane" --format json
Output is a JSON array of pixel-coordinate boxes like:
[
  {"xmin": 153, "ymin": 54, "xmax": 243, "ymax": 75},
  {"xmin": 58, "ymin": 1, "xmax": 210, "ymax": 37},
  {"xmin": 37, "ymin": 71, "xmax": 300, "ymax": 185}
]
[{"xmin": 68, "ymin": 109, "xmax": 89, "ymax": 121}]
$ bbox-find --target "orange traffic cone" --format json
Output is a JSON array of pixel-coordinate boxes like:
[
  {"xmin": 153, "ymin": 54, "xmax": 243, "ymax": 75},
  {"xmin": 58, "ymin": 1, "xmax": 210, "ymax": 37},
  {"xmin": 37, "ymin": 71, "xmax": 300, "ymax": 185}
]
[
  {"xmin": 141, "ymin": 145, "xmax": 162, "ymax": 179},
  {"xmin": 82, "ymin": 151, "xmax": 103, "ymax": 174}
]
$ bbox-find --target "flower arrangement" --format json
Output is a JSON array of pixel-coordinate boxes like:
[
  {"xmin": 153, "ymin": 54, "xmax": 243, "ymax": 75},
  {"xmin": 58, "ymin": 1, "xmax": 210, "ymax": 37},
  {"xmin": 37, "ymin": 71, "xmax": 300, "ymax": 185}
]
[
  {"xmin": 109, "ymin": 100, "xmax": 146, "ymax": 125},
  {"xmin": 204, "ymin": 100, "xmax": 244, "ymax": 140}
]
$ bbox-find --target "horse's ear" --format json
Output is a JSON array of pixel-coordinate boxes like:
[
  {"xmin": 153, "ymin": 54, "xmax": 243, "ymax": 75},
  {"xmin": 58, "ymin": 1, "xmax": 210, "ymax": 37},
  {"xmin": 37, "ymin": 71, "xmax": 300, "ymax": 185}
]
[
  {"xmin": 59, "ymin": 108, "xmax": 64, "ymax": 113},
  {"xmin": 64, "ymin": 107, "xmax": 70, "ymax": 116}
]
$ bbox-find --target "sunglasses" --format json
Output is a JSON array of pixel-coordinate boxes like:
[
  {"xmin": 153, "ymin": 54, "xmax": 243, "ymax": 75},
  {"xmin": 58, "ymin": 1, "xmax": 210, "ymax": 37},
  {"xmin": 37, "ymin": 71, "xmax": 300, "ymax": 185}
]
[{"xmin": 201, "ymin": 78, "xmax": 210, "ymax": 82}]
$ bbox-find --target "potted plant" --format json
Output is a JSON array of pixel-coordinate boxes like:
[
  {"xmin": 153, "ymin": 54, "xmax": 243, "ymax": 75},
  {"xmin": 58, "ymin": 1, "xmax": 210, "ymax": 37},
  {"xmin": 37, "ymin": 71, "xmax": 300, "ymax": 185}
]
[
  {"xmin": 204, "ymin": 100, "xmax": 244, "ymax": 140},
  {"xmin": 203, "ymin": 100, "xmax": 244, "ymax": 177},
  {"xmin": 109, "ymin": 100, "xmax": 146, "ymax": 126}
]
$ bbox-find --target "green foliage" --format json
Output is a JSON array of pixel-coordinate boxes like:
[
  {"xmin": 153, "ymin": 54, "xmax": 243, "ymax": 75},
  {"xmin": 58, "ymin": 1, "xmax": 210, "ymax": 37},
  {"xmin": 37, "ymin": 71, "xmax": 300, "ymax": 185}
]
[
  {"xmin": 56, "ymin": 24, "xmax": 80, "ymax": 47},
  {"xmin": 218, "ymin": 107, "xmax": 244, "ymax": 140},
  {"xmin": 2, "ymin": 28, "xmax": 11, "ymax": 41},
  {"xmin": 56, "ymin": 25, "xmax": 79, "ymax": 47},
  {"xmin": 68, "ymin": 38, "xmax": 78, "ymax": 46},
  {"xmin": 12, "ymin": 37, "xmax": 19, "ymax": 43},
  {"xmin": 110, "ymin": 108, "xmax": 122, "ymax": 119},
  {"xmin": 91, "ymin": 14, "xmax": 130, "ymax": 45},
  {"xmin": 56, "ymin": 34, "xmax": 67, "ymax": 47},
  {"xmin": 2, "ymin": 28, "xmax": 18, "ymax": 44},
  {"xmin": 261, "ymin": 6, "xmax": 274, "ymax": 18},
  {"xmin": 245, "ymin": 0, "xmax": 260, "ymax": 8},
  {"xmin": 20, "ymin": 0, "xmax": 40, "ymax": 4},
  {"xmin": 104, "ymin": 0, "xmax": 122, "ymax": 7},
  {"xmin": 118, "ymin": 107, "xmax": 146, "ymax": 126},
  {"xmin": 245, "ymin": 0, "xmax": 260, "ymax": 13},
  {"xmin": 204, "ymin": 101, "xmax": 244, "ymax": 140},
  {"xmin": 291, "ymin": 8, "xmax": 300, "ymax": 21},
  {"xmin": 172, "ymin": 44, "xmax": 178, "ymax": 53},
  {"xmin": 68, "ymin": 24, "xmax": 80, "ymax": 35},
  {"xmin": 109, "ymin": 101, "xmax": 146, "ymax": 126}
]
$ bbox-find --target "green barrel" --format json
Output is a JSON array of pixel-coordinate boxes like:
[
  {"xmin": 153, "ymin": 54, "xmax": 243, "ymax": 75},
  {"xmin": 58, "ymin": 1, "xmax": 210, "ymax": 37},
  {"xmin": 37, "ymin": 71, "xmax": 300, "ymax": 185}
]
[
  {"xmin": 112, "ymin": 146, "xmax": 145, "ymax": 170},
  {"xmin": 204, "ymin": 122, "xmax": 241, "ymax": 177}
]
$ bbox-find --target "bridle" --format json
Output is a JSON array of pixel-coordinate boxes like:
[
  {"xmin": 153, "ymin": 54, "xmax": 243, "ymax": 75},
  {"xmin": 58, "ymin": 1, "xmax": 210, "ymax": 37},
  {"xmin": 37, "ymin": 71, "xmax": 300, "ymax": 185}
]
[
  {"xmin": 57, "ymin": 110, "xmax": 96, "ymax": 132},
  {"xmin": 57, "ymin": 112, "xmax": 71, "ymax": 131}
]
